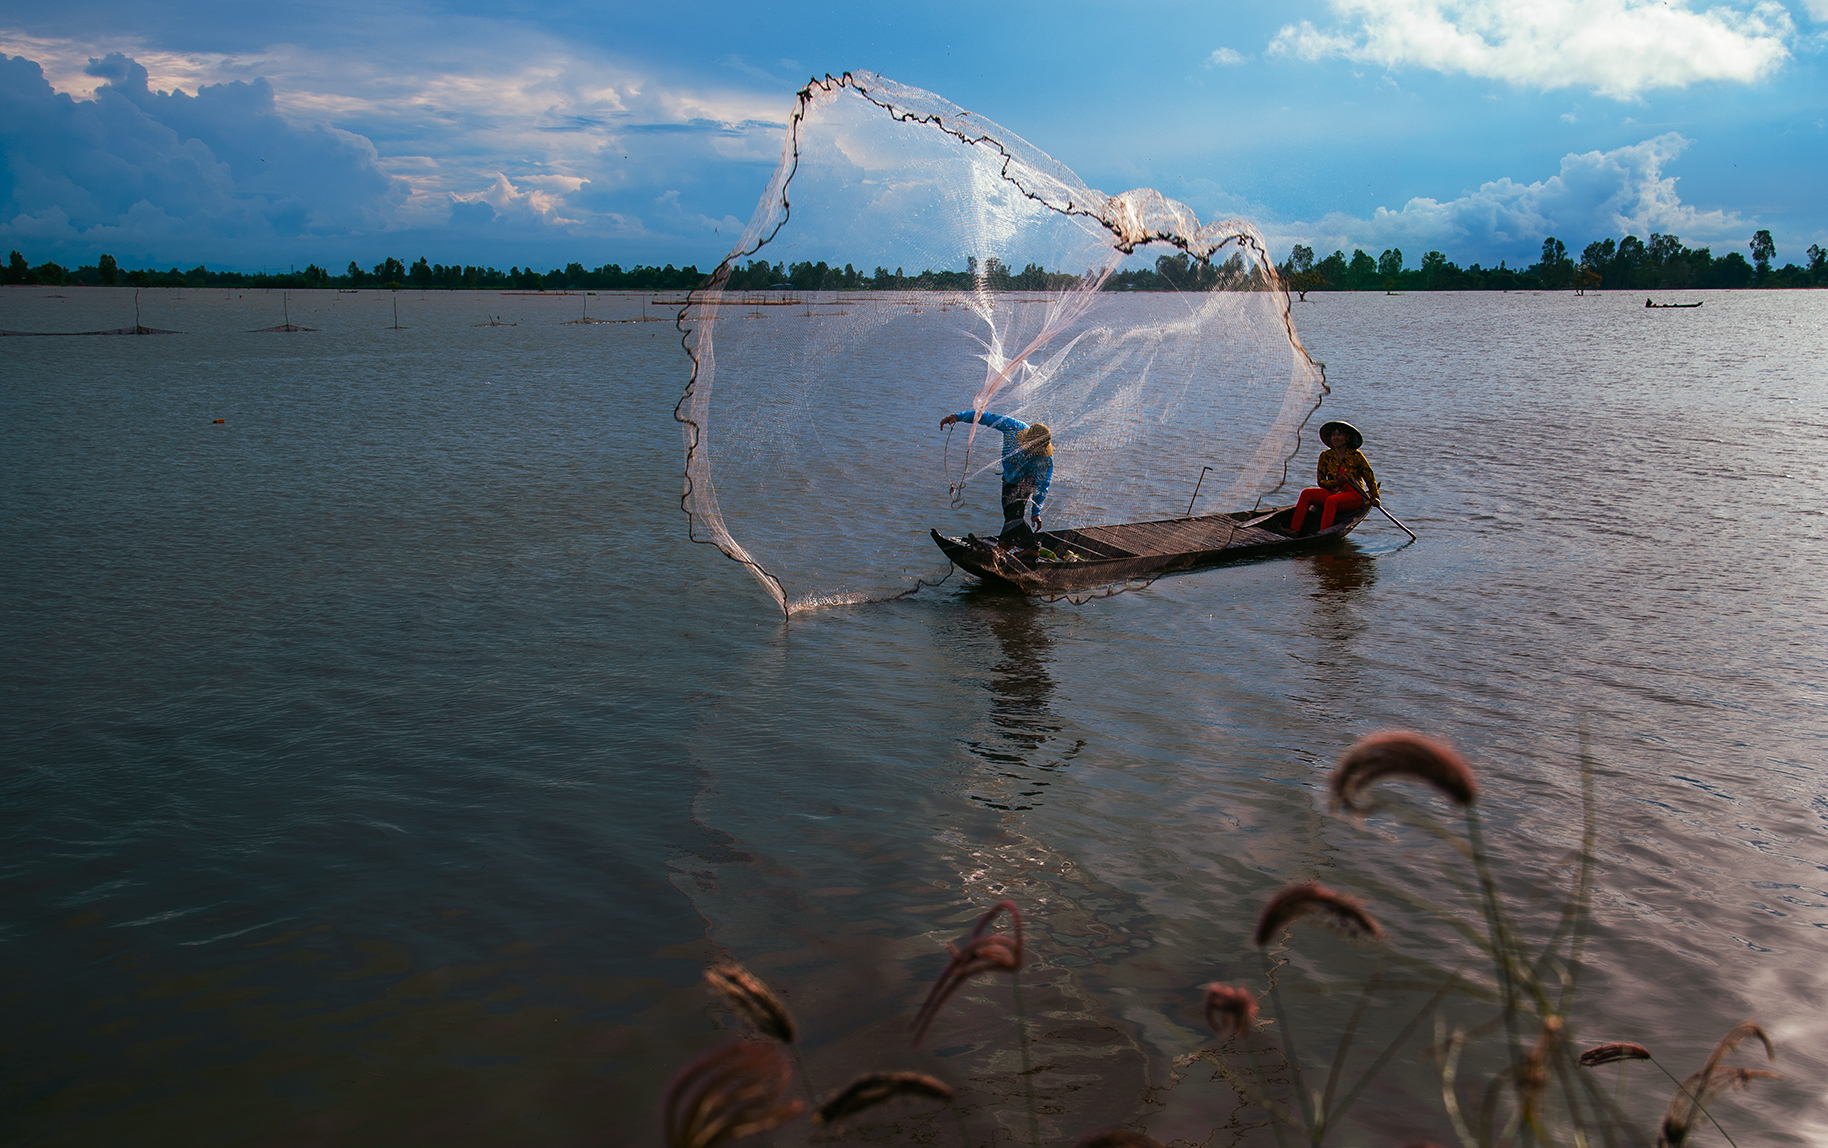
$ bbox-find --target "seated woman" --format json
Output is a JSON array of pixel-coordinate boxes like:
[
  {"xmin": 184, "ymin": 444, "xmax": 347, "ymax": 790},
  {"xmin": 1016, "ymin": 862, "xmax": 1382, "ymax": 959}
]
[
  {"xmin": 939, "ymin": 409, "xmax": 1053, "ymax": 545},
  {"xmin": 1290, "ymin": 420, "xmax": 1380, "ymax": 533}
]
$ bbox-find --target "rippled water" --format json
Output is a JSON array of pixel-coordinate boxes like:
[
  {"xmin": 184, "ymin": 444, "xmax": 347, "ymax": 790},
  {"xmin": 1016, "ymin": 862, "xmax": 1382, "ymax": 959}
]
[{"xmin": 3, "ymin": 285, "xmax": 1824, "ymax": 1146}]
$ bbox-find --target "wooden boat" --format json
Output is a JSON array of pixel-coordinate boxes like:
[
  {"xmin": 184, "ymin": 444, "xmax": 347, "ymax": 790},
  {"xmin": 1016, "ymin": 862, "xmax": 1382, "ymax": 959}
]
[
  {"xmin": 1645, "ymin": 299, "xmax": 1703, "ymax": 308},
  {"xmin": 931, "ymin": 502, "xmax": 1370, "ymax": 594}
]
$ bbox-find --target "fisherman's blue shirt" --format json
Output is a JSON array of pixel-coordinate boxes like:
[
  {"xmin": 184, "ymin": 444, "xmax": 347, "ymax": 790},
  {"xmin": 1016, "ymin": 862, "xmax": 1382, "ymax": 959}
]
[{"xmin": 952, "ymin": 410, "xmax": 1054, "ymax": 512}]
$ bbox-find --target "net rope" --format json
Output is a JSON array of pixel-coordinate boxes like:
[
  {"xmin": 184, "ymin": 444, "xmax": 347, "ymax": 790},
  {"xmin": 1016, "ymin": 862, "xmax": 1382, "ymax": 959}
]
[{"xmin": 676, "ymin": 72, "xmax": 1329, "ymax": 614}]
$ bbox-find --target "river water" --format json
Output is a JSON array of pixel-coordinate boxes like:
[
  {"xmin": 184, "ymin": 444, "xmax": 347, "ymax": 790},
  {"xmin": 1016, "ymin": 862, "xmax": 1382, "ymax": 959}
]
[{"xmin": 2, "ymin": 285, "xmax": 1823, "ymax": 1146}]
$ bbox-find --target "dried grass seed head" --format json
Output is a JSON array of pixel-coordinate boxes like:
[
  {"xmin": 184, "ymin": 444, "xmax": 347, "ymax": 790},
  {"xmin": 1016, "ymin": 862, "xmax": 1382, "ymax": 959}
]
[
  {"xmin": 1658, "ymin": 1062, "xmax": 1782, "ymax": 1148},
  {"xmin": 1701, "ymin": 1020, "xmax": 1775, "ymax": 1076},
  {"xmin": 814, "ymin": 1072, "xmax": 952, "ymax": 1129},
  {"xmin": 910, "ymin": 900, "xmax": 1025, "ymax": 1046},
  {"xmin": 663, "ymin": 1040, "xmax": 805, "ymax": 1148},
  {"xmin": 1254, "ymin": 882, "xmax": 1384, "ymax": 947},
  {"xmin": 1331, "ymin": 730, "xmax": 1478, "ymax": 813},
  {"xmin": 705, "ymin": 962, "xmax": 796, "ymax": 1044},
  {"xmin": 1578, "ymin": 1042, "xmax": 1652, "ymax": 1067},
  {"xmin": 1201, "ymin": 983, "xmax": 1259, "ymax": 1040},
  {"xmin": 969, "ymin": 898, "xmax": 1024, "ymax": 965}
]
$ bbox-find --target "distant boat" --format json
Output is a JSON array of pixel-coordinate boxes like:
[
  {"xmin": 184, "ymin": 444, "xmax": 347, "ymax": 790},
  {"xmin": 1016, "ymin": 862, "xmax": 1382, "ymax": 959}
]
[
  {"xmin": 931, "ymin": 502, "xmax": 1370, "ymax": 594},
  {"xmin": 1646, "ymin": 298, "xmax": 1703, "ymax": 308}
]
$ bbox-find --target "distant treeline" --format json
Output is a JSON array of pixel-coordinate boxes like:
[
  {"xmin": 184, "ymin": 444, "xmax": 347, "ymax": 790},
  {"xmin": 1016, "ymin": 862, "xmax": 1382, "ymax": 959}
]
[
  {"xmin": 1278, "ymin": 231, "xmax": 1828, "ymax": 294},
  {"xmin": 6, "ymin": 230, "xmax": 1824, "ymax": 294},
  {"xmin": 1, "ymin": 251, "xmax": 706, "ymax": 291}
]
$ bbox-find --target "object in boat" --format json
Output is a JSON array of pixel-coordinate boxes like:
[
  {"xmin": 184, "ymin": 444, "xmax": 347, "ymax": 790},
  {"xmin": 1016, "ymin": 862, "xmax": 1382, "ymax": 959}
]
[
  {"xmin": 1645, "ymin": 298, "xmax": 1703, "ymax": 308},
  {"xmin": 931, "ymin": 502, "xmax": 1371, "ymax": 594}
]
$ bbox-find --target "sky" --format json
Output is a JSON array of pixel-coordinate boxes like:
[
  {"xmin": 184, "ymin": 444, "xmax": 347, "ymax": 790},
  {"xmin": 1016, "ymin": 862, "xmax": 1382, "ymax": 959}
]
[{"xmin": 1, "ymin": 0, "xmax": 1825, "ymax": 275}]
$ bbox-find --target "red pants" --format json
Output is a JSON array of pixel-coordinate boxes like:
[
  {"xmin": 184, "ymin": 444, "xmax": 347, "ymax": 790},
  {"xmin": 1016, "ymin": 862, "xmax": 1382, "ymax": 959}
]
[{"xmin": 1291, "ymin": 487, "xmax": 1363, "ymax": 533}]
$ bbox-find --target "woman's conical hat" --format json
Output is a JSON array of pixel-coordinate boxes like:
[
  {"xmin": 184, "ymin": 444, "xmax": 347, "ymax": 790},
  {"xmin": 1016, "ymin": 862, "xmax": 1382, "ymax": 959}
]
[{"xmin": 1319, "ymin": 420, "xmax": 1363, "ymax": 450}]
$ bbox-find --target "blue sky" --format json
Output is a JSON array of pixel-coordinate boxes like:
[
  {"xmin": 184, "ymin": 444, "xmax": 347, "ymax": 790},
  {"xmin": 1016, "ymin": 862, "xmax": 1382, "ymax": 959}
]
[{"xmin": 2, "ymin": 0, "xmax": 1824, "ymax": 274}]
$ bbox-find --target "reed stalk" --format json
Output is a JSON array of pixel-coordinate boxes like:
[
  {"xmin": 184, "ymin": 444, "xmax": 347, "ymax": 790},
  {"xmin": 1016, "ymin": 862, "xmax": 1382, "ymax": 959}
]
[
  {"xmin": 790, "ymin": 1045, "xmax": 820, "ymax": 1141},
  {"xmin": 1645, "ymin": 1058, "xmax": 1739, "ymax": 1148},
  {"xmin": 1260, "ymin": 950, "xmax": 1315, "ymax": 1135},
  {"xmin": 1012, "ymin": 969, "xmax": 1040, "ymax": 1148},
  {"xmin": 1465, "ymin": 805, "xmax": 1524, "ymax": 1068}
]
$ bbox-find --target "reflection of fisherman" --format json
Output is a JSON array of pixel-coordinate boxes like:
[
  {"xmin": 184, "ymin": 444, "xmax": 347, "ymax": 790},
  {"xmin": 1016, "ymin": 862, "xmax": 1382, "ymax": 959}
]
[
  {"xmin": 1290, "ymin": 420, "xmax": 1380, "ymax": 534},
  {"xmin": 940, "ymin": 410, "xmax": 1054, "ymax": 545}
]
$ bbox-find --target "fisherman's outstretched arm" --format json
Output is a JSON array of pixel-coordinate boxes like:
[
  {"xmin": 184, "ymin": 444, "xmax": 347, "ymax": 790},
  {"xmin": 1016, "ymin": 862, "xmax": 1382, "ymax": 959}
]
[{"xmin": 939, "ymin": 410, "xmax": 1027, "ymax": 433}]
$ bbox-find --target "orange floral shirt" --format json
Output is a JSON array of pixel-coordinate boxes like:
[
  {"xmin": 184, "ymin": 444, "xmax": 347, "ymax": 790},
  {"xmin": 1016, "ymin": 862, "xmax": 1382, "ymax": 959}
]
[{"xmin": 1317, "ymin": 448, "xmax": 1379, "ymax": 501}]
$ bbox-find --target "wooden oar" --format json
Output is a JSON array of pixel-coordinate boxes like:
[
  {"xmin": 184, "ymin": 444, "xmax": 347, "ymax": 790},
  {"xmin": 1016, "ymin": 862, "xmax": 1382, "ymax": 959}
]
[
  {"xmin": 1375, "ymin": 504, "xmax": 1418, "ymax": 541},
  {"xmin": 1346, "ymin": 477, "xmax": 1418, "ymax": 541}
]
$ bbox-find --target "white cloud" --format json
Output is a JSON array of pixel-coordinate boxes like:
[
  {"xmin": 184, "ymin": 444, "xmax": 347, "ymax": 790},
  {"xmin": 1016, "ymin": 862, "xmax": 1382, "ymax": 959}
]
[
  {"xmin": 1202, "ymin": 47, "xmax": 1249, "ymax": 67},
  {"xmin": 1799, "ymin": 0, "xmax": 1828, "ymax": 20},
  {"xmin": 1279, "ymin": 133, "xmax": 1748, "ymax": 262},
  {"xmin": 1268, "ymin": 0, "xmax": 1793, "ymax": 98}
]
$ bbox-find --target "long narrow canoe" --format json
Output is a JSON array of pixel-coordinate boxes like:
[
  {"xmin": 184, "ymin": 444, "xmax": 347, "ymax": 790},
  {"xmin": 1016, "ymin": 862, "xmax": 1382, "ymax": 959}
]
[{"xmin": 931, "ymin": 502, "xmax": 1369, "ymax": 594}]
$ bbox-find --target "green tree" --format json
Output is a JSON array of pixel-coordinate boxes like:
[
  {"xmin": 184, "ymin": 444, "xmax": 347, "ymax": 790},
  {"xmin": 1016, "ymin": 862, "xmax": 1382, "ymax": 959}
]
[
  {"xmin": 1750, "ymin": 230, "xmax": 1774, "ymax": 282},
  {"xmin": 5, "ymin": 249, "xmax": 28, "ymax": 284},
  {"xmin": 1646, "ymin": 234, "xmax": 1683, "ymax": 287},
  {"xmin": 1613, "ymin": 235, "xmax": 1646, "ymax": 287},
  {"xmin": 97, "ymin": 253, "xmax": 119, "ymax": 286},
  {"xmin": 1419, "ymin": 250, "xmax": 1446, "ymax": 288},
  {"xmin": 1808, "ymin": 244, "xmax": 1827, "ymax": 285},
  {"xmin": 1154, "ymin": 252, "xmax": 1193, "ymax": 290},
  {"xmin": 374, "ymin": 257, "xmax": 407, "ymax": 286},
  {"xmin": 409, "ymin": 257, "xmax": 433, "ymax": 288},
  {"xmin": 1288, "ymin": 244, "xmax": 1315, "ymax": 274},
  {"xmin": 1714, "ymin": 251, "xmax": 1754, "ymax": 288},
  {"xmin": 1373, "ymin": 248, "xmax": 1402, "ymax": 293},
  {"xmin": 1537, "ymin": 237, "xmax": 1573, "ymax": 289},
  {"xmin": 1346, "ymin": 249, "xmax": 1377, "ymax": 290},
  {"xmin": 346, "ymin": 261, "xmax": 367, "ymax": 287},
  {"xmin": 1316, "ymin": 250, "xmax": 1348, "ymax": 290}
]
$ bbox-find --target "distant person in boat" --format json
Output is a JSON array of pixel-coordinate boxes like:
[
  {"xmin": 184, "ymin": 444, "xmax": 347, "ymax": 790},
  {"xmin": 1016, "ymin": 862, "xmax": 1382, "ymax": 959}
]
[
  {"xmin": 940, "ymin": 409, "xmax": 1053, "ymax": 545},
  {"xmin": 1290, "ymin": 420, "xmax": 1380, "ymax": 534}
]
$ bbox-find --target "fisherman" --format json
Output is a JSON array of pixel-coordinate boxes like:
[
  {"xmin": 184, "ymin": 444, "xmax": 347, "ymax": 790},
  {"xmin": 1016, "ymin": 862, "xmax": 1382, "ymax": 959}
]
[
  {"xmin": 940, "ymin": 409, "xmax": 1053, "ymax": 546},
  {"xmin": 1290, "ymin": 420, "xmax": 1380, "ymax": 534}
]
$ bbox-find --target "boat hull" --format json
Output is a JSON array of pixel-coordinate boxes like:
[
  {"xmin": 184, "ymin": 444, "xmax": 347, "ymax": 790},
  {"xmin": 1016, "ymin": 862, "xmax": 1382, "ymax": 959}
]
[{"xmin": 931, "ymin": 503, "xmax": 1369, "ymax": 594}]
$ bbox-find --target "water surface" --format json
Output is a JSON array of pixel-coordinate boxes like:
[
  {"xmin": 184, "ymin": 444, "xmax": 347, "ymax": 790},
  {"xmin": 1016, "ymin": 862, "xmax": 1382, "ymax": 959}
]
[{"xmin": 2, "ymin": 285, "xmax": 1823, "ymax": 1145}]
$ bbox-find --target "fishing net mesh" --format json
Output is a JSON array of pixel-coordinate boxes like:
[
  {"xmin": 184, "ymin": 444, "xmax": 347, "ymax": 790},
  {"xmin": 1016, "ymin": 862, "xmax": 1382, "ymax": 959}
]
[{"xmin": 677, "ymin": 73, "xmax": 1328, "ymax": 613}]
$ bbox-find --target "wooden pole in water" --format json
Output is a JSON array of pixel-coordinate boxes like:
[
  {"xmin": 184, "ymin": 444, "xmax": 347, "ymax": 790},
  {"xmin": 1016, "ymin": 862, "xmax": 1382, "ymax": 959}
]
[{"xmin": 1185, "ymin": 466, "xmax": 1213, "ymax": 517}]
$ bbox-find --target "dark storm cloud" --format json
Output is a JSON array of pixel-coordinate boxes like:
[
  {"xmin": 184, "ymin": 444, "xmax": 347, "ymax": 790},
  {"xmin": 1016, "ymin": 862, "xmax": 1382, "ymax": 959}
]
[{"xmin": 0, "ymin": 51, "xmax": 406, "ymax": 264}]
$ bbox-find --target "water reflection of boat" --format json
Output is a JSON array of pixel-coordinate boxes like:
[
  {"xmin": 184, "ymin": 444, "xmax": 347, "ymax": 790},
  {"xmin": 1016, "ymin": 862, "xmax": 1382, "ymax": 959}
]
[
  {"xmin": 1301, "ymin": 550, "xmax": 1378, "ymax": 639},
  {"xmin": 931, "ymin": 503, "xmax": 1370, "ymax": 594}
]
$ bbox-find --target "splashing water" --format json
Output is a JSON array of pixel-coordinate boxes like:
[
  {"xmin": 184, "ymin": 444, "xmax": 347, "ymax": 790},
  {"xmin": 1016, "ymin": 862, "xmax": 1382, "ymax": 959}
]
[{"xmin": 677, "ymin": 72, "xmax": 1328, "ymax": 613}]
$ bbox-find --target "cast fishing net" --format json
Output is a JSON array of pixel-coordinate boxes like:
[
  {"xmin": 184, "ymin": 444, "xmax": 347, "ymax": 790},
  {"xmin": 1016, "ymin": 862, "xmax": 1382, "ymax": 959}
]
[{"xmin": 677, "ymin": 72, "xmax": 1327, "ymax": 613}]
